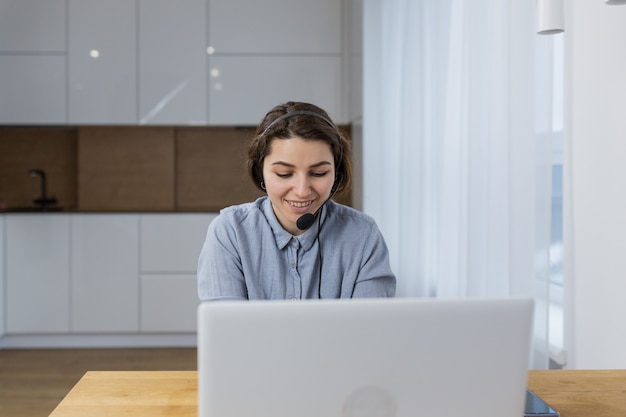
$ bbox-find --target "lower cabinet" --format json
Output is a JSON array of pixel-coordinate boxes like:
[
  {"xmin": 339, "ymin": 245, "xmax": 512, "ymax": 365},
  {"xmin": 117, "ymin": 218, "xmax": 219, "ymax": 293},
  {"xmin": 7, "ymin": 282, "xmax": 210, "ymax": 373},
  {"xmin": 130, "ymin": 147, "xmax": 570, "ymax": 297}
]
[
  {"xmin": 139, "ymin": 213, "xmax": 216, "ymax": 332},
  {"xmin": 5, "ymin": 215, "xmax": 71, "ymax": 333},
  {"xmin": 0, "ymin": 216, "xmax": 3, "ymax": 338},
  {"xmin": 71, "ymin": 214, "xmax": 140, "ymax": 332},
  {"xmin": 140, "ymin": 274, "xmax": 198, "ymax": 332},
  {"xmin": 3, "ymin": 213, "xmax": 215, "ymax": 338}
]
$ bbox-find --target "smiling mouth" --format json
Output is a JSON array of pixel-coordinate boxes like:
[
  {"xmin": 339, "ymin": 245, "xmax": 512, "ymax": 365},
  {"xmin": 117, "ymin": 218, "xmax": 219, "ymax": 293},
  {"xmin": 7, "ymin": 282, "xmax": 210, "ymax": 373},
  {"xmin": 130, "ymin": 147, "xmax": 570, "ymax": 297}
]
[{"xmin": 287, "ymin": 200, "xmax": 314, "ymax": 208}]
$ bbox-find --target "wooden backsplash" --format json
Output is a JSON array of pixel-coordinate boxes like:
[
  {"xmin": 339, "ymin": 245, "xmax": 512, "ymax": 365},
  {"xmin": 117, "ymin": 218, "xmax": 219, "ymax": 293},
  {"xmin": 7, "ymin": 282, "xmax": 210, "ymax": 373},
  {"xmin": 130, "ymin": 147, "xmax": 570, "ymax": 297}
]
[
  {"xmin": 77, "ymin": 127, "xmax": 176, "ymax": 211},
  {"xmin": 175, "ymin": 127, "xmax": 263, "ymax": 211},
  {"xmin": 0, "ymin": 127, "xmax": 78, "ymax": 209},
  {"xmin": 0, "ymin": 126, "xmax": 351, "ymax": 211}
]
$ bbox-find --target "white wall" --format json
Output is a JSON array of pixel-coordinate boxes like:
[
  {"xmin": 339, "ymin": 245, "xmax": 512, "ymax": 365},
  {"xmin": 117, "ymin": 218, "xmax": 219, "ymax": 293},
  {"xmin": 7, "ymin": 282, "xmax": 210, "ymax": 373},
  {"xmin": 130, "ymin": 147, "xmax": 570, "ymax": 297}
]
[
  {"xmin": 565, "ymin": 1, "xmax": 626, "ymax": 369},
  {"xmin": 345, "ymin": 0, "xmax": 364, "ymax": 210}
]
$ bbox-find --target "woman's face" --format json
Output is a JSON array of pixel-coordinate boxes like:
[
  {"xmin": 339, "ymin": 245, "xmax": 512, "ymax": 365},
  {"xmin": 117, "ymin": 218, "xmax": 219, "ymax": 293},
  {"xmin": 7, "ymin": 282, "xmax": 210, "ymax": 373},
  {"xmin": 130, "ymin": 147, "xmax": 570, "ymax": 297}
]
[{"xmin": 262, "ymin": 137, "xmax": 336, "ymax": 235}]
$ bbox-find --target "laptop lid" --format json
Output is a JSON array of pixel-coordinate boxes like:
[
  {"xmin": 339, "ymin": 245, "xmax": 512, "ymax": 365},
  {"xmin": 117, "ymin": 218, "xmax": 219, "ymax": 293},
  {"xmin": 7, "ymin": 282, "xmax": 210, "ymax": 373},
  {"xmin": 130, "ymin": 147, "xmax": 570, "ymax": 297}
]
[{"xmin": 198, "ymin": 297, "xmax": 534, "ymax": 417}]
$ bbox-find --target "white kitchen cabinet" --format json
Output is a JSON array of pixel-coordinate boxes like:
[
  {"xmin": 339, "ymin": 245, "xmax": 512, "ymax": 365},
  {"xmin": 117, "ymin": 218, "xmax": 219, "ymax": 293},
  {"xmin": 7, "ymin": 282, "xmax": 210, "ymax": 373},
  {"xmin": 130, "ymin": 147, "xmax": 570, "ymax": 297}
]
[
  {"xmin": 0, "ymin": 216, "xmax": 5, "ymax": 338},
  {"xmin": 140, "ymin": 213, "xmax": 215, "ymax": 272},
  {"xmin": 206, "ymin": 0, "xmax": 345, "ymax": 125},
  {"xmin": 0, "ymin": 0, "xmax": 66, "ymax": 124},
  {"xmin": 5, "ymin": 215, "xmax": 71, "ymax": 333},
  {"xmin": 208, "ymin": 56, "xmax": 343, "ymax": 125},
  {"xmin": 0, "ymin": 56, "xmax": 67, "ymax": 124},
  {"xmin": 0, "ymin": 0, "xmax": 346, "ymax": 126},
  {"xmin": 68, "ymin": 0, "xmax": 136, "ymax": 124},
  {"xmin": 138, "ymin": 0, "xmax": 207, "ymax": 125},
  {"xmin": 140, "ymin": 274, "xmax": 198, "ymax": 332},
  {"xmin": 2, "ymin": 213, "xmax": 217, "ymax": 342},
  {"xmin": 0, "ymin": 0, "xmax": 66, "ymax": 52},
  {"xmin": 207, "ymin": 0, "xmax": 341, "ymax": 54},
  {"xmin": 139, "ymin": 213, "xmax": 214, "ymax": 332},
  {"xmin": 71, "ymin": 214, "xmax": 140, "ymax": 332},
  {"xmin": 346, "ymin": 0, "xmax": 363, "ymax": 123}
]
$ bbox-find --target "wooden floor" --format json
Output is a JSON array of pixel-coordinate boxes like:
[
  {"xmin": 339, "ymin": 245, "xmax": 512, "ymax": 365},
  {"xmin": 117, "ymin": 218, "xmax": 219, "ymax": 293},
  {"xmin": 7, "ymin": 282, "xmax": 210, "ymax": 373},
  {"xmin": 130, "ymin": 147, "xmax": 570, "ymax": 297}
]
[{"xmin": 0, "ymin": 348, "xmax": 197, "ymax": 417}]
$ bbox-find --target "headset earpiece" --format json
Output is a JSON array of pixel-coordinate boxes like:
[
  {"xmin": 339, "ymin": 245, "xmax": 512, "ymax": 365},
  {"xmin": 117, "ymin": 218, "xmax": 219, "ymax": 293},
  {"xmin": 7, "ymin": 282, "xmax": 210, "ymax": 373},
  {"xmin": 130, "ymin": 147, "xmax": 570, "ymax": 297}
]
[
  {"xmin": 254, "ymin": 163, "xmax": 263, "ymax": 185},
  {"xmin": 334, "ymin": 172, "xmax": 344, "ymax": 188}
]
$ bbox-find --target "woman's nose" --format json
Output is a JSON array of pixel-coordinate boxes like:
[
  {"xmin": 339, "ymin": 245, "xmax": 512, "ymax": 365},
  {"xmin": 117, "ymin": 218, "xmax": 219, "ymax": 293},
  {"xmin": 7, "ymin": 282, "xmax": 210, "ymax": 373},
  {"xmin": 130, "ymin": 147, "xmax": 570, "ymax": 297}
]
[{"xmin": 293, "ymin": 175, "xmax": 311, "ymax": 196}]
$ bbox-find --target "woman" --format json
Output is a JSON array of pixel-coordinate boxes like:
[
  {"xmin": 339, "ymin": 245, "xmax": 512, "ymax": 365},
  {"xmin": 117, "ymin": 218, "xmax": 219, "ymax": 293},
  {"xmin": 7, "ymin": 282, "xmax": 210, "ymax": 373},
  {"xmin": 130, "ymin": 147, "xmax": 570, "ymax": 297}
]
[{"xmin": 198, "ymin": 101, "xmax": 395, "ymax": 300}]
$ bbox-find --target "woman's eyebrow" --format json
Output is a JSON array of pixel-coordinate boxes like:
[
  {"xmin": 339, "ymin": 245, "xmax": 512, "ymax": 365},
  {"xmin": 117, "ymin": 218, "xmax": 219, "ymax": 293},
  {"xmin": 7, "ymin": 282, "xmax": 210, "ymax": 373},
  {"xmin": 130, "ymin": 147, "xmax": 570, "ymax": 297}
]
[{"xmin": 271, "ymin": 161, "xmax": 332, "ymax": 168}]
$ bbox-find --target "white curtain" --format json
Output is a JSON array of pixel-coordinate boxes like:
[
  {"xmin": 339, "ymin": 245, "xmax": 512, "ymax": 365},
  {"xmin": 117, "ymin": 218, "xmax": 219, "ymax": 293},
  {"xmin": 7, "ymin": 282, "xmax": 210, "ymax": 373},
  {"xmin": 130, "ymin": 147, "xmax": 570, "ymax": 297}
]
[{"xmin": 362, "ymin": 0, "xmax": 556, "ymax": 369}]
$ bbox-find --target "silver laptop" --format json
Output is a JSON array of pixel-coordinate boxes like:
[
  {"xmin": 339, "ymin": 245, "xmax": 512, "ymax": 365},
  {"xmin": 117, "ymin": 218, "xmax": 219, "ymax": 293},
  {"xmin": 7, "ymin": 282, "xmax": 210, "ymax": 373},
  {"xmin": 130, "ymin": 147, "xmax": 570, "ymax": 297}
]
[{"xmin": 197, "ymin": 297, "xmax": 534, "ymax": 417}]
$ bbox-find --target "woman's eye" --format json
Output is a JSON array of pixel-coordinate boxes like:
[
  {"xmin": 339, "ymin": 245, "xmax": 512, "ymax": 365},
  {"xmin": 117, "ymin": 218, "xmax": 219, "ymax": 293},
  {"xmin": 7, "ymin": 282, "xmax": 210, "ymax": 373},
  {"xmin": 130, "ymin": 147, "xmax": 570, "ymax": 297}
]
[{"xmin": 275, "ymin": 171, "xmax": 329, "ymax": 179}]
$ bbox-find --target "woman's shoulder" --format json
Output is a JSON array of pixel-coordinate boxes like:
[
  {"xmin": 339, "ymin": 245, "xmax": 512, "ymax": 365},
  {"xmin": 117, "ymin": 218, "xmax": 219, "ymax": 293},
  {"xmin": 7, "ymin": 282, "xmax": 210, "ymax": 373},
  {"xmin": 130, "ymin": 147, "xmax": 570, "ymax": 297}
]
[
  {"xmin": 327, "ymin": 200, "xmax": 377, "ymax": 227},
  {"xmin": 212, "ymin": 197, "xmax": 267, "ymax": 228},
  {"xmin": 219, "ymin": 197, "xmax": 263, "ymax": 216}
]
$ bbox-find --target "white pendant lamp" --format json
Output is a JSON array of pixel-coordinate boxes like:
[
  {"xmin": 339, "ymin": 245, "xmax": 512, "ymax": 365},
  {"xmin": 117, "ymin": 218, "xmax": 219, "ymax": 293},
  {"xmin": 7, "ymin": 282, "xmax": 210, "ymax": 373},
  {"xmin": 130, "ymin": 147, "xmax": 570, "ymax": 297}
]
[{"xmin": 537, "ymin": 0, "xmax": 565, "ymax": 35}]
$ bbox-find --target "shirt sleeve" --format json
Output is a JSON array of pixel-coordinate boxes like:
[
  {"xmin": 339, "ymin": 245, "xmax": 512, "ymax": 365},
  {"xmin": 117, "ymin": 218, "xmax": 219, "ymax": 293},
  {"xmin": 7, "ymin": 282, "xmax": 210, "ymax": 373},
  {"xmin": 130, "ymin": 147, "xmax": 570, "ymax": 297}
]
[
  {"xmin": 197, "ymin": 214, "xmax": 249, "ymax": 301},
  {"xmin": 351, "ymin": 223, "xmax": 396, "ymax": 298}
]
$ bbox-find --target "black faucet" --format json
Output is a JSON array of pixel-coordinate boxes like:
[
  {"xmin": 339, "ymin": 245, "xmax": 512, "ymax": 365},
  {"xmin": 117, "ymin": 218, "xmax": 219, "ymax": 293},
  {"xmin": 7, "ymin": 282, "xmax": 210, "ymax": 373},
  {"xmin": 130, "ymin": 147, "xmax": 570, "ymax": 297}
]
[{"xmin": 29, "ymin": 169, "xmax": 58, "ymax": 211}]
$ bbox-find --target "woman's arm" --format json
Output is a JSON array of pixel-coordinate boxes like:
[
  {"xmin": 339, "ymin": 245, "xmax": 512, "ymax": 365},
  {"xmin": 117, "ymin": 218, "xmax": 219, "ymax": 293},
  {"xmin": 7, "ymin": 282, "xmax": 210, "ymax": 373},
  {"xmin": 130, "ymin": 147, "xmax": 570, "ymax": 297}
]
[
  {"xmin": 351, "ymin": 224, "xmax": 396, "ymax": 298},
  {"xmin": 197, "ymin": 216, "xmax": 249, "ymax": 301}
]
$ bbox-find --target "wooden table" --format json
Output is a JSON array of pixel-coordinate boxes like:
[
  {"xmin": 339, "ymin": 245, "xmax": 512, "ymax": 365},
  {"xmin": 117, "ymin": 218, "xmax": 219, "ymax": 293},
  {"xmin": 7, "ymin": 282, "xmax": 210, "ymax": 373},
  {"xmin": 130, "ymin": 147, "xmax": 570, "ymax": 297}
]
[
  {"xmin": 48, "ymin": 371, "xmax": 197, "ymax": 417},
  {"xmin": 527, "ymin": 370, "xmax": 626, "ymax": 417},
  {"xmin": 49, "ymin": 370, "xmax": 626, "ymax": 417}
]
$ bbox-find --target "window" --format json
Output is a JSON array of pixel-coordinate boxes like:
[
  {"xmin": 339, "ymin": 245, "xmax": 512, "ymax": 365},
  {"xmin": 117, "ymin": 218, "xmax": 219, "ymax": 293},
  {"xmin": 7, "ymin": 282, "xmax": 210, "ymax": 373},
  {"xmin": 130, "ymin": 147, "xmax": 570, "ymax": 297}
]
[{"xmin": 548, "ymin": 34, "xmax": 565, "ymax": 368}]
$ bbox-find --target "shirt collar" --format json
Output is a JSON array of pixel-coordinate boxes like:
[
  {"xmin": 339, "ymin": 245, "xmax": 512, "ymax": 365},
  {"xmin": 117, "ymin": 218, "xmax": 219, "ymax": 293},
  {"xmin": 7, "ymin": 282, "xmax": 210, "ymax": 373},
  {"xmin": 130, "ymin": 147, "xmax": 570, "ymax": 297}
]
[{"xmin": 261, "ymin": 197, "xmax": 326, "ymax": 251}]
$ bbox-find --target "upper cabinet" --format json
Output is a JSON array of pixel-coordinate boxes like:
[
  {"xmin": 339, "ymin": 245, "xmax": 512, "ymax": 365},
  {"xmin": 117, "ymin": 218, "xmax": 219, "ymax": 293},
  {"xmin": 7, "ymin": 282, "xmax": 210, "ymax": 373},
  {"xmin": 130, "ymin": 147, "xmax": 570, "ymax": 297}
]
[
  {"xmin": 138, "ymin": 0, "xmax": 207, "ymax": 125},
  {"xmin": 0, "ymin": 55, "xmax": 67, "ymax": 124},
  {"xmin": 68, "ymin": 0, "xmax": 137, "ymax": 124},
  {"xmin": 207, "ymin": 0, "xmax": 341, "ymax": 54},
  {"xmin": 69, "ymin": 0, "xmax": 207, "ymax": 125},
  {"xmin": 0, "ymin": 0, "xmax": 345, "ymax": 126},
  {"xmin": 0, "ymin": 0, "xmax": 66, "ymax": 52},
  {"xmin": 0, "ymin": 0, "xmax": 67, "ymax": 123},
  {"xmin": 208, "ymin": 56, "xmax": 342, "ymax": 125},
  {"xmin": 207, "ymin": 0, "xmax": 345, "ymax": 125}
]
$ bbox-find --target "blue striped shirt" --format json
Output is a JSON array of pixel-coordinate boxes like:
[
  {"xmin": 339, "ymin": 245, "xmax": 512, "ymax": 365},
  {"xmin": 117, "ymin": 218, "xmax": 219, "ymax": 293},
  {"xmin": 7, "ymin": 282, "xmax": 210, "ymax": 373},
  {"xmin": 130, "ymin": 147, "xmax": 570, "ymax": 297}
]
[{"xmin": 197, "ymin": 197, "xmax": 396, "ymax": 300}]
